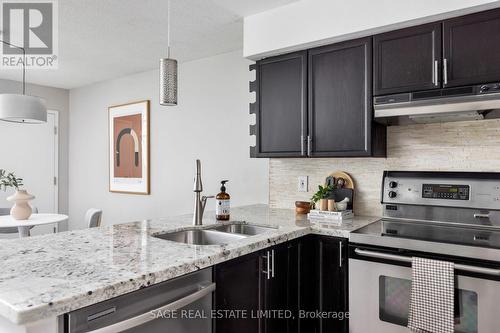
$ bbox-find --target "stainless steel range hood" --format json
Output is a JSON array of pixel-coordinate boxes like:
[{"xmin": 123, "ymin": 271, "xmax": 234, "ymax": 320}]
[{"xmin": 374, "ymin": 83, "xmax": 500, "ymax": 125}]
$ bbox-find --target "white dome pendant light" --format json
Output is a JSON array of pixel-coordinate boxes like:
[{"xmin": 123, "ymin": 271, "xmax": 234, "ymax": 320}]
[
  {"xmin": 159, "ymin": 0, "xmax": 178, "ymax": 106},
  {"xmin": 0, "ymin": 40, "xmax": 47, "ymax": 123}
]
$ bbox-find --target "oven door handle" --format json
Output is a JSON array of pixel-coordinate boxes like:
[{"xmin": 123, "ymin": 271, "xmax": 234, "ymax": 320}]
[
  {"xmin": 86, "ymin": 282, "xmax": 216, "ymax": 333},
  {"xmin": 354, "ymin": 248, "xmax": 500, "ymax": 276}
]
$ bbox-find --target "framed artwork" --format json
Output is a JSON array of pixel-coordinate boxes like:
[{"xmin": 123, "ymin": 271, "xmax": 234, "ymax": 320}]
[{"xmin": 109, "ymin": 100, "xmax": 150, "ymax": 194}]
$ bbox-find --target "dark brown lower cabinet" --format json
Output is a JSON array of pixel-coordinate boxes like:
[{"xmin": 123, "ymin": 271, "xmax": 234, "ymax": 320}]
[
  {"xmin": 298, "ymin": 235, "xmax": 319, "ymax": 333},
  {"xmin": 214, "ymin": 236, "xmax": 348, "ymax": 333},
  {"xmin": 214, "ymin": 251, "xmax": 262, "ymax": 333},
  {"xmin": 317, "ymin": 236, "xmax": 348, "ymax": 333},
  {"xmin": 261, "ymin": 242, "xmax": 298, "ymax": 333}
]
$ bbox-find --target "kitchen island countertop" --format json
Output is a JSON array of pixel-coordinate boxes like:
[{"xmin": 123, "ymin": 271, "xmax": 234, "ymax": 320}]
[{"xmin": 0, "ymin": 204, "xmax": 377, "ymax": 325}]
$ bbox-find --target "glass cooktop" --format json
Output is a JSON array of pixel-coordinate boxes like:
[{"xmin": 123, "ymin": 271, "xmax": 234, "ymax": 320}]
[{"xmin": 353, "ymin": 219, "xmax": 500, "ymax": 250}]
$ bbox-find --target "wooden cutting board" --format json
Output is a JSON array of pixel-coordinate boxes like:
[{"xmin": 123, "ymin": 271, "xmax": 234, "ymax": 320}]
[
  {"xmin": 325, "ymin": 171, "xmax": 355, "ymax": 189},
  {"xmin": 325, "ymin": 171, "xmax": 355, "ymax": 211}
]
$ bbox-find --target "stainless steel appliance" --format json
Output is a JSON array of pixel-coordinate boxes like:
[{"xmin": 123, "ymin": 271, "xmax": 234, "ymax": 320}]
[
  {"xmin": 349, "ymin": 171, "xmax": 500, "ymax": 333},
  {"xmin": 374, "ymin": 83, "xmax": 500, "ymax": 125},
  {"xmin": 61, "ymin": 268, "xmax": 214, "ymax": 333}
]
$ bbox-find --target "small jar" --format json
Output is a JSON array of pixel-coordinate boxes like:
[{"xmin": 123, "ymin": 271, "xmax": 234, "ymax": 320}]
[
  {"xmin": 319, "ymin": 199, "xmax": 328, "ymax": 211},
  {"xmin": 328, "ymin": 199, "xmax": 336, "ymax": 211}
]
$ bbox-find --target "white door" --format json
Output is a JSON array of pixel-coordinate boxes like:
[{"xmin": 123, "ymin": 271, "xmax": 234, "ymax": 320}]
[{"xmin": 0, "ymin": 111, "xmax": 58, "ymax": 236}]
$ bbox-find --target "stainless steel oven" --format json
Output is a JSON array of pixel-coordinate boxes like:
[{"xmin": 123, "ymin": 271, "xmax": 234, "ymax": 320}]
[
  {"xmin": 349, "ymin": 245, "xmax": 500, "ymax": 333},
  {"xmin": 349, "ymin": 171, "xmax": 500, "ymax": 333}
]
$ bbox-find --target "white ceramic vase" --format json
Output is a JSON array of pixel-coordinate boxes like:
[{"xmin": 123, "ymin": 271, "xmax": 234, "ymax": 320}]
[{"xmin": 7, "ymin": 190, "xmax": 35, "ymax": 220}]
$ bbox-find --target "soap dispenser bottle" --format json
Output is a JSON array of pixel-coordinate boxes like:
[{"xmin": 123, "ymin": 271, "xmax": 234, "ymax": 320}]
[{"xmin": 216, "ymin": 180, "xmax": 230, "ymax": 221}]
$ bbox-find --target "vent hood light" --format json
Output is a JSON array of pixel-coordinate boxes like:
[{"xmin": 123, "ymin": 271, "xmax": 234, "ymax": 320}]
[
  {"xmin": 374, "ymin": 83, "xmax": 500, "ymax": 125},
  {"xmin": 408, "ymin": 111, "xmax": 484, "ymax": 124}
]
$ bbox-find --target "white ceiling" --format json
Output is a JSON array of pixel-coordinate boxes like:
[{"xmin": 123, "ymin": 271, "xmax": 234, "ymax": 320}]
[{"xmin": 0, "ymin": 0, "xmax": 297, "ymax": 89}]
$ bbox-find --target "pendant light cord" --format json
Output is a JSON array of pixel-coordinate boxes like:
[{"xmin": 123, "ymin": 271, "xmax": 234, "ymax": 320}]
[
  {"xmin": 0, "ymin": 40, "xmax": 26, "ymax": 95},
  {"xmin": 167, "ymin": 0, "xmax": 171, "ymax": 58}
]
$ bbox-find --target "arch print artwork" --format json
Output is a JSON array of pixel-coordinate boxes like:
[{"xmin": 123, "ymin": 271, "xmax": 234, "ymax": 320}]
[{"xmin": 108, "ymin": 100, "xmax": 150, "ymax": 194}]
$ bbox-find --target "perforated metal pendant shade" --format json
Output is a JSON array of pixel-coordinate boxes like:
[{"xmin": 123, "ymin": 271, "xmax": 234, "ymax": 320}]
[
  {"xmin": 159, "ymin": 57, "xmax": 177, "ymax": 106},
  {"xmin": 159, "ymin": 0, "xmax": 177, "ymax": 106}
]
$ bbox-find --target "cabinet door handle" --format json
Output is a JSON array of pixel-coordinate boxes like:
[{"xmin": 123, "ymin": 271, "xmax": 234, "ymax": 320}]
[
  {"xmin": 301, "ymin": 135, "xmax": 305, "ymax": 156},
  {"xmin": 263, "ymin": 251, "xmax": 270, "ymax": 280},
  {"xmin": 433, "ymin": 60, "xmax": 439, "ymax": 86},
  {"xmin": 443, "ymin": 58, "xmax": 448, "ymax": 85},
  {"xmin": 307, "ymin": 135, "xmax": 312, "ymax": 156},
  {"xmin": 271, "ymin": 249, "xmax": 275, "ymax": 278},
  {"xmin": 339, "ymin": 242, "xmax": 343, "ymax": 268}
]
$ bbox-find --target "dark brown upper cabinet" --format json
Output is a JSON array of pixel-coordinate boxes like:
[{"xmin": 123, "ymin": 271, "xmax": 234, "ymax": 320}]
[
  {"xmin": 308, "ymin": 37, "xmax": 385, "ymax": 157},
  {"xmin": 443, "ymin": 8, "xmax": 500, "ymax": 88},
  {"xmin": 374, "ymin": 22, "xmax": 442, "ymax": 95},
  {"xmin": 249, "ymin": 51, "xmax": 307, "ymax": 157},
  {"xmin": 250, "ymin": 8, "xmax": 500, "ymax": 158}
]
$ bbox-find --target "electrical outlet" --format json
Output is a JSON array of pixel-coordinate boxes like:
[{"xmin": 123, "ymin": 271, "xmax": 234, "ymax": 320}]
[{"xmin": 298, "ymin": 176, "xmax": 308, "ymax": 192}]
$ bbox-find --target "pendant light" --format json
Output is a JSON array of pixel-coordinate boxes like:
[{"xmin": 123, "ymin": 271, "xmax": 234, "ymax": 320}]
[
  {"xmin": 0, "ymin": 41, "xmax": 47, "ymax": 123},
  {"xmin": 159, "ymin": 0, "xmax": 178, "ymax": 106}
]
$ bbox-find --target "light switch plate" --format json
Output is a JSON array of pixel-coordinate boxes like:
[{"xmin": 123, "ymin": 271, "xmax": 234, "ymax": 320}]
[{"xmin": 298, "ymin": 176, "xmax": 308, "ymax": 192}]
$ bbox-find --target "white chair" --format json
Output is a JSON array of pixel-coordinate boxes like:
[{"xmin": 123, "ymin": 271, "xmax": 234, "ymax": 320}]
[
  {"xmin": 85, "ymin": 208, "xmax": 102, "ymax": 228},
  {"xmin": 0, "ymin": 207, "xmax": 38, "ymax": 235}
]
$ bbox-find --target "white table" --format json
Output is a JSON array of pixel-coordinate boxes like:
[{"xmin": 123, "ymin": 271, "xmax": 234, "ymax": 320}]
[{"xmin": 0, "ymin": 214, "xmax": 68, "ymax": 237}]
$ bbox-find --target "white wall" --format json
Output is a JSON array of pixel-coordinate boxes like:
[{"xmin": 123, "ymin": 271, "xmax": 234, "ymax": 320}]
[
  {"xmin": 69, "ymin": 50, "xmax": 268, "ymax": 229},
  {"xmin": 0, "ymin": 79, "xmax": 69, "ymax": 218},
  {"xmin": 244, "ymin": 0, "xmax": 500, "ymax": 59}
]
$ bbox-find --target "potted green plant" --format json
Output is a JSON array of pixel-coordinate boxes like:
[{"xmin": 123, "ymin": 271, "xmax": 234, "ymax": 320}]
[
  {"xmin": 0, "ymin": 169, "xmax": 34, "ymax": 220},
  {"xmin": 0, "ymin": 169, "xmax": 23, "ymax": 192},
  {"xmin": 311, "ymin": 184, "xmax": 335, "ymax": 211}
]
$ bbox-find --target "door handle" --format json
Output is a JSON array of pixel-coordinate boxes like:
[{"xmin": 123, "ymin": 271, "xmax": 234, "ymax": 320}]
[
  {"xmin": 307, "ymin": 135, "xmax": 312, "ymax": 156},
  {"xmin": 301, "ymin": 135, "xmax": 305, "ymax": 156},
  {"xmin": 354, "ymin": 248, "xmax": 500, "ymax": 276},
  {"xmin": 433, "ymin": 60, "xmax": 439, "ymax": 86},
  {"xmin": 474, "ymin": 213, "xmax": 490, "ymax": 219},
  {"xmin": 443, "ymin": 58, "xmax": 448, "ymax": 85},
  {"xmin": 86, "ymin": 282, "xmax": 216, "ymax": 333},
  {"xmin": 339, "ymin": 242, "xmax": 343, "ymax": 268},
  {"xmin": 262, "ymin": 251, "xmax": 271, "ymax": 280},
  {"xmin": 271, "ymin": 249, "xmax": 275, "ymax": 278}
]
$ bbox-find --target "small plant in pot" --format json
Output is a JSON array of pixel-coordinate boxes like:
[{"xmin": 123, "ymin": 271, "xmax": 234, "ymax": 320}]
[
  {"xmin": 0, "ymin": 169, "xmax": 34, "ymax": 220},
  {"xmin": 311, "ymin": 184, "xmax": 335, "ymax": 211}
]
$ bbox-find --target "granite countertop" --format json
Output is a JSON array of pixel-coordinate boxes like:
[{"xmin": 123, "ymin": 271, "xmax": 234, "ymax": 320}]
[{"xmin": 0, "ymin": 204, "xmax": 378, "ymax": 325}]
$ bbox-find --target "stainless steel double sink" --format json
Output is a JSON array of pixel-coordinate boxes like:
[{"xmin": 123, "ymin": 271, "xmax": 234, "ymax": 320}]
[{"xmin": 154, "ymin": 223, "xmax": 277, "ymax": 246}]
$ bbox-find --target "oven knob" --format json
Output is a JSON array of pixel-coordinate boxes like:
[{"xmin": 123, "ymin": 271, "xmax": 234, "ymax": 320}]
[
  {"xmin": 389, "ymin": 181, "xmax": 398, "ymax": 188},
  {"xmin": 388, "ymin": 191, "xmax": 397, "ymax": 198}
]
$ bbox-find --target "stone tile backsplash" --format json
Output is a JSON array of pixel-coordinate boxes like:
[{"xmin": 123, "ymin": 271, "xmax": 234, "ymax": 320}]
[{"xmin": 269, "ymin": 119, "xmax": 500, "ymax": 216}]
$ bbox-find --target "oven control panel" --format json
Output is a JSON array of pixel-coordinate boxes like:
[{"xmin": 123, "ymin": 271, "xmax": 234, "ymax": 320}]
[
  {"xmin": 422, "ymin": 184, "xmax": 470, "ymax": 200},
  {"xmin": 381, "ymin": 171, "xmax": 500, "ymax": 210}
]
